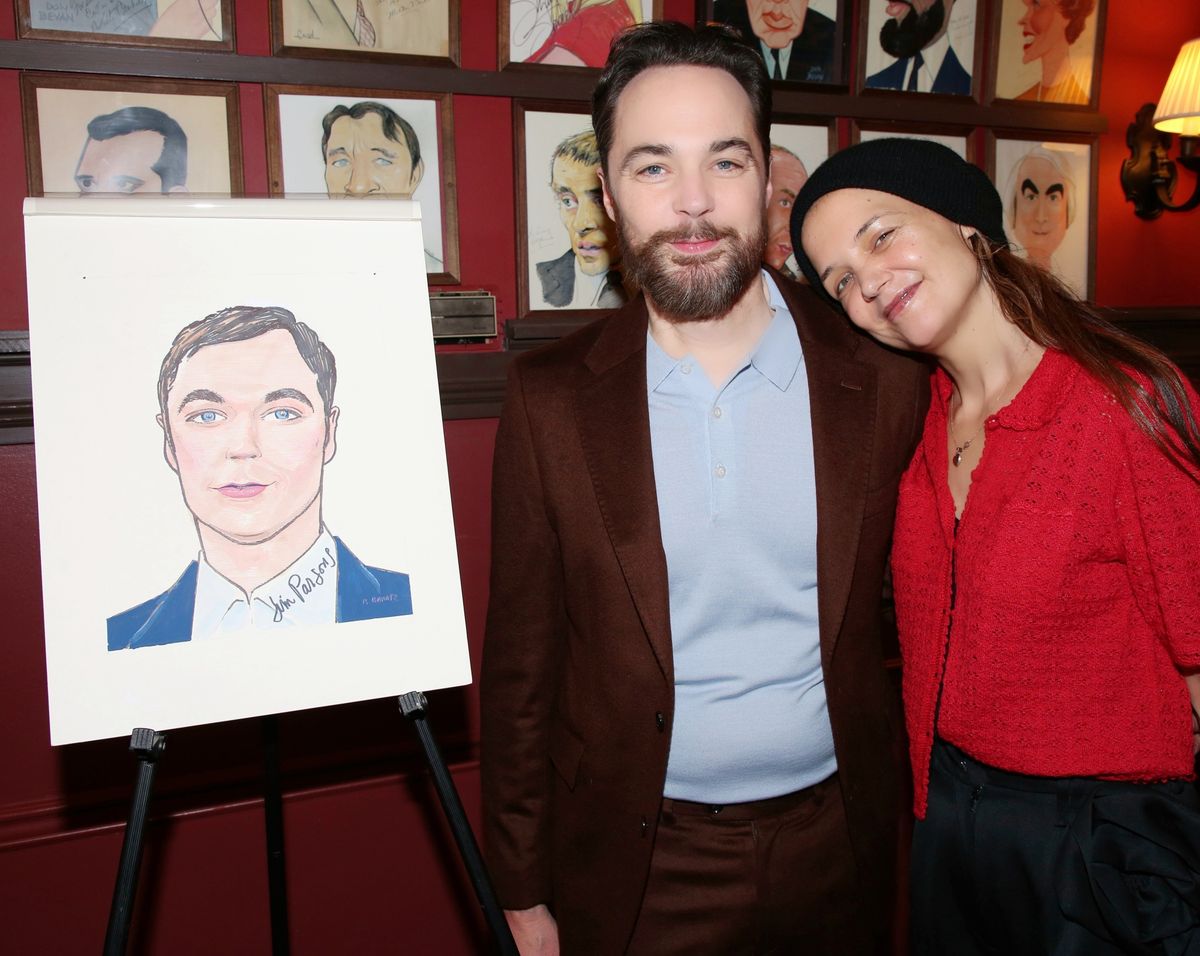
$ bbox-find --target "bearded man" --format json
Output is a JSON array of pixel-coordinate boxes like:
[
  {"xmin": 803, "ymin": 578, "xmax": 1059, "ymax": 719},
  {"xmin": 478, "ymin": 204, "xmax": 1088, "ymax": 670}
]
[
  {"xmin": 866, "ymin": 0, "xmax": 971, "ymax": 95},
  {"xmin": 481, "ymin": 21, "xmax": 929, "ymax": 956}
]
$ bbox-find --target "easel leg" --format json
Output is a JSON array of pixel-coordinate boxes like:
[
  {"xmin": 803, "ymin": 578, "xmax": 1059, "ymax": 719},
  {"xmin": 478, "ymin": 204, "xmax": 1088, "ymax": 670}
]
[
  {"xmin": 398, "ymin": 693, "xmax": 518, "ymax": 956},
  {"xmin": 103, "ymin": 728, "xmax": 166, "ymax": 956},
  {"xmin": 262, "ymin": 715, "xmax": 291, "ymax": 955}
]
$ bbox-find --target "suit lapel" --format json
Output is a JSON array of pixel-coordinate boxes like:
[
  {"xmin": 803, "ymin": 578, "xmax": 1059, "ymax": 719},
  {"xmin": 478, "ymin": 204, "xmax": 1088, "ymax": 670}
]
[{"xmin": 574, "ymin": 298, "xmax": 674, "ymax": 683}]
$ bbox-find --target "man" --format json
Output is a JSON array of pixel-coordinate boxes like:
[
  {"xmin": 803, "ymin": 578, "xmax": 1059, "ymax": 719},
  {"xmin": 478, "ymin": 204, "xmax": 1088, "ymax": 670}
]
[
  {"xmin": 536, "ymin": 129, "xmax": 626, "ymax": 310},
  {"xmin": 75, "ymin": 106, "xmax": 188, "ymax": 195},
  {"xmin": 1005, "ymin": 145, "xmax": 1075, "ymax": 271},
  {"xmin": 107, "ymin": 306, "xmax": 412, "ymax": 651},
  {"xmin": 712, "ymin": 0, "xmax": 837, "ymax": 83},
  {"xmin": 865, "ymin": 0, "xmax": 971, "ymax": 95},
  {"xmin": 482, "ymin": 22, "xmax": 929, "ymax": 955},
  {"xmin": 321, "ymin": 101, "xmax": 442, "ymax": 271},
  {"xmin": 764, "ymin": 143, "xmax": 808, "ymax": 274}
]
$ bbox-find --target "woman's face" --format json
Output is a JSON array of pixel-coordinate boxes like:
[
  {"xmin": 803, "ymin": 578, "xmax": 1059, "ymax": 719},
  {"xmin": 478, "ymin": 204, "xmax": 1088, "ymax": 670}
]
[
  {"xmin": 1019, "ymin": 0, "xmax": 1070, "ymax": 65},
  {"xmin": 800, "ymin": 188, "xmax": 985, "ymax": 355}
]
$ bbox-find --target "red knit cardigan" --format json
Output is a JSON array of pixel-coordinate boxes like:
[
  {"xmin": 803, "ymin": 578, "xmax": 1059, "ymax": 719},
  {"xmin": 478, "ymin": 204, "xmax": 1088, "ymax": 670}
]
[{"xmin": 892, "ymin": 348, "xmax": 1200, "ymax": 818}]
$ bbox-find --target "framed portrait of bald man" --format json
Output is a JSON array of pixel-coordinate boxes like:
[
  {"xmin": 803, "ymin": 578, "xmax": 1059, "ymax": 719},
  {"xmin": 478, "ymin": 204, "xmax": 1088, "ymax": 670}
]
[
  {"xmin": 265, "ymin": 86, "xmax": 459, "ymax": 285},
  {"xmin": 18, "ymin": 0, "xmax": 233, "ymax": 49},
  {"xmin": 989, "ymin": 133, "xmax": 1096, "ymax": 298},
  {"xmin": 857, "ymin": 0, "xmax": 984, "ymax": 98},
  {"xmin": 515, "ymin": 101, "xmax": 629, "ymax": 321},
  {"xmin": 502, "ymin": 0, "xmax": 662, "ymax": 69},
  {"xmin": 271, "ymin": 0, "xmax": 458, "ymax": 64},
  {"xmin": 765, "ymin": 119, "xmax": 833, "ymax": 278},
  {"xmin": 21, "ymin": 73, "xmax": 242, "ymax": 198},
  {"xmin": 701, "ymin": 0, "xmax": 848, "ymax": 85},
  {"xmin": 988, "ymin": 0, "xmax": 1105, "ymax": 108}
]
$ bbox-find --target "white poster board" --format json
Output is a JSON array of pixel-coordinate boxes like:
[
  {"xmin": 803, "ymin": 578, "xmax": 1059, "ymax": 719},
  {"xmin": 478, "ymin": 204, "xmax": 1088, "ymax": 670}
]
[{"xmin": 25, "ymin": 198, "xmax": 471, "ymax": 745}]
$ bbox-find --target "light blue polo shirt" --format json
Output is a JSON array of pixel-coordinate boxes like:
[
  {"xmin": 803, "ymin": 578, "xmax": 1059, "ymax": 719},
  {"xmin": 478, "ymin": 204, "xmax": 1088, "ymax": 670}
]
[{"xmin": 648, "ymin": 272, "xmax": 834, "ymax": 803}]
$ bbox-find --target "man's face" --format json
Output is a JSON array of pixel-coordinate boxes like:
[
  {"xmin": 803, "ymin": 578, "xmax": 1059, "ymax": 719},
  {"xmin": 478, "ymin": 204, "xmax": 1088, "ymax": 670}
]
[
  {"xmin": 552, "ymin": 153, "xmax": 617, "ymax": 276},
  {"xmin": 766, "ymin": 148, "xmax": 808, "ymax": 270},
  {"xmin": 745, "ymin": 0, "xmax": 810, "ymax": 49},
  {"xmin": 324, "ymin": 113, "xmax": 423, "ymax": 198},
  {"xmin": 1012, "ymin": 155, "xmax": 1069, "ymax": 266},
  {"xmin": 160, "ymin": 329, "xmax": 338, "ymax": 547},
  {"xmin": 602, "ymin": 65, "xmax": 770, "ymax": 322},
  {"xmin": 1019, "ymin": 0, "xmax": 1069, "ymax": 65},
  {"xmin": 75, "ymin": 130, "xmax": 171, "ymax": 194},
  {"xmin": 879, "ymin": 0, "xmax": 953, "ymax": 59}
]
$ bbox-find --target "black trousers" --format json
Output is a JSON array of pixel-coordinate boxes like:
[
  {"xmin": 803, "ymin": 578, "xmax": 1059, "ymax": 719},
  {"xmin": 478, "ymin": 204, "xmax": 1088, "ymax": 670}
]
[{"xmin": 912, "ymin": 738, "xmax": 1200, "ymax": 956}]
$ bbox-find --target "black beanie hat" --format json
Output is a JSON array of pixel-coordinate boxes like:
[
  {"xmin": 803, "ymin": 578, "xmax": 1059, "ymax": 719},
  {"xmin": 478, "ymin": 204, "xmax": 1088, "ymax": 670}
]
[{"xmin": 788, "ymin": 137, "xmax": 1007, "ymax": 301}]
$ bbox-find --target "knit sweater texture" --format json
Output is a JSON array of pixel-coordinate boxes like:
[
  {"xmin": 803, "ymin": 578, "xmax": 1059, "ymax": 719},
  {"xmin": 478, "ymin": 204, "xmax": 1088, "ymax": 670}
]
[{"xmin": 893, "ymin": 348, "xmax": 1200, "ymax": 818}]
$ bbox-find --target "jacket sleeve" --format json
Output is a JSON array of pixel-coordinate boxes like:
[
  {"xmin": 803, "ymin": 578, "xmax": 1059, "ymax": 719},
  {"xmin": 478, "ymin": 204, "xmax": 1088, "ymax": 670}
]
[{"xmin": 480, "ymin": 361, "xmax": 566, "ymax": 910}]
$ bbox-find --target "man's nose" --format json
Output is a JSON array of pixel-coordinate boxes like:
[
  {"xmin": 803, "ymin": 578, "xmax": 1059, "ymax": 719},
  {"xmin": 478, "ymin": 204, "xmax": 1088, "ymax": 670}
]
[
  {"xmin": 575, "ymin": 198, "xmax": 601, "ymax": 233},
  {"xmin": 226, "ymin": 417, "xmax": 261, "ymax": 459},
  {"xmin": 345, "ymin": 158, "xmax": 377, "ymax": 195},
  {"xmin": 674, "ymin": 168, "xmax": 715, "ymax": 220}
]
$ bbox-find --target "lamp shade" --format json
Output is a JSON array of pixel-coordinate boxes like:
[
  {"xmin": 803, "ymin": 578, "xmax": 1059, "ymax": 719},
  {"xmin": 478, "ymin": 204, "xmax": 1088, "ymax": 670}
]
[{"xmin": 1154, "ymin": 38, "xmax": 1200, "ymax": 137}]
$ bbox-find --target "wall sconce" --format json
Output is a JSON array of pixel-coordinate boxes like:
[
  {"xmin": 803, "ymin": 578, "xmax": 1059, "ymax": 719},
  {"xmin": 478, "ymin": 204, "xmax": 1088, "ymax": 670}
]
[{"xmin": 1121, "ymin": 38, "xmax": 1200, "ymax": 219}]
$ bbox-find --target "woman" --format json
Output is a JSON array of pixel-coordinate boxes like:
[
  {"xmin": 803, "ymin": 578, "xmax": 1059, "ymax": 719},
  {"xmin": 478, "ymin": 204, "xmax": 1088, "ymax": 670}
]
[
  {"xmin": 1014, "ymin": 0, "xmax": 1095, "ymax": 104},
  {"xmin": 789, "ymin": 137, "xmax": 1200, "ymax": 954}
]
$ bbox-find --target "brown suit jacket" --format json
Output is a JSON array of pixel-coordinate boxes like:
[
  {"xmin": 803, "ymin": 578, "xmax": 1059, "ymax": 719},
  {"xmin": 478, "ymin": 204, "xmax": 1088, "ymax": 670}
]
[{"xmin": 481, "ymin": 270, "xmax": 931, "ymax": 954}]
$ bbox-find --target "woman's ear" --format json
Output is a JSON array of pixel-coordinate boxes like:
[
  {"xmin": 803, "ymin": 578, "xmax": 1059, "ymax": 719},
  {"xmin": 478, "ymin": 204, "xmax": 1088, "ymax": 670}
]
[{"xmin": 959, "ymin": 224, "xmax": 979, "ymax": 241}]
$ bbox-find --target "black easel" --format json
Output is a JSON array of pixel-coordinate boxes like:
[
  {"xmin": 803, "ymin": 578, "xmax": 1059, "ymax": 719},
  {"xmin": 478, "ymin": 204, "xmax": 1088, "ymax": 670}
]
[
  {"xmin": 261, "ymin": 715, "xmax": 291, "ymax": 955},
  {"xmin": 398, "ymin": 692, "xmax": 519, "ymax": 956}
]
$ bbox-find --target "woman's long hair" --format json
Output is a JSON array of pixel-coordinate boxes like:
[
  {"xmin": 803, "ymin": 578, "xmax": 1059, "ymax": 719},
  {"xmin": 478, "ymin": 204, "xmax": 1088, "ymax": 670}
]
[{"xmin": 973, "ymin": 236, "xmax": 1200, "ymax": 478}]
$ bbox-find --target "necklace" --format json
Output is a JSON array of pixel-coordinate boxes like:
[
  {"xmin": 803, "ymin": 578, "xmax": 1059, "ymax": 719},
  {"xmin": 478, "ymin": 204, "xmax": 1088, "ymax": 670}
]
[
  {"xmin": 948, "ymin": 340, "xmax": 1037, "ymax": 468},
  {"xmin": 949, "ymin": 419, "xmax": 981, "ymax": 468}
]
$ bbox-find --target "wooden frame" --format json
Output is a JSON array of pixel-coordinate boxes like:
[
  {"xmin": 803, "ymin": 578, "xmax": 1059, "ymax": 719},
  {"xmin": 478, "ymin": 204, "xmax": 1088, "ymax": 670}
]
[
  {"xmin": 698, "ymin": 0, "xmax": 849, "ymax": 86},
  {"xmin": 264, "ymin": 85, "xmax": 460, "ymax": 285},
  {"xmin": 271, "ymin": 0, "xmax": 460, "ymax": 66},
  {"xmin": 16, "ymin": 0, "xmax": 234, "ymax": 50},
  {"xmin": 988, "ymin": 0, "xmax": 1106, "ymax": 109},
  {"xmin": 857, "ymin": 0, "xmax": 985, "ymax": 100},
  {"xmin": 500, "ymin": 0, "xmax": 663, "ymax": 70},
  {"xmin": 21, "ymin": 73, "xmax": 243, "ymax": 197},
  {"xmin": 987, "ymin": 129, "xmax": 1098, "ymax": 298},
  {"xmin": 849, "ymin": 119, "xmax": 975, "ymax": 162}
]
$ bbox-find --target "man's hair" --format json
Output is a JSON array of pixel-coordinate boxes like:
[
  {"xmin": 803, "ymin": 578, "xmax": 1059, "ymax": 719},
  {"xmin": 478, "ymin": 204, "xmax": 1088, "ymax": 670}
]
[
  {"xmin": 770, "ymin": 143, "xmax": 802, "ymax": 163},
  {"xmin": 591, "ymin": 22, "xmax": 771, "ymax": 178},
  {"xmin": 1059, "ymin": 0, "xmax": 1096, "ymax": 44},
  {"xmin": 320, "ymin": 101, "xmax": 422, "ymax": 167},
  {"xmin": 85, "ymin": 107, "xmax": 188, "ymax": 192},
  {"xmin": 1004, "ymin": 145, "xmax": 1077, "ymax": 230},
  {"xmin": 549, "ymin": 129, "xmax": 601, "ymax": 184},
  {"xmin": 157, "ymin": 306, "xmax": 337, "ymax": 439}
]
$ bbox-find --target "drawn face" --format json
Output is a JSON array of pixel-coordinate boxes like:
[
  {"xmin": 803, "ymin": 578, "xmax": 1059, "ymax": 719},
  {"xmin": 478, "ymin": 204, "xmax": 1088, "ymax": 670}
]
[
  {"xmin": 603, "ymin": 65, "xmax": 770, "ymax": 321},
  {"xmin": 1019, "ymin": 0, "xmax": 1070, "ymax": 65},
  {"xmin": 879, "ymin": 0, "xmax": 952, "ymax": 59},
  {"xmin": 1011, "ymin": 155, "xmax": 1069, "ymax": 266},
  {"xmin": 75, "ymin": 131, "xmax": 172, "ymax": 194},
  {"xmin": 324, "ymin": 113, "xmax": 423, "ymax": 198},
  {"xmin": 161, "ymin": 330, "xmax": 338, "ymax": 547},
  {"xmin": 552, "ymin": 153, "xmax": 616, "ymax": 276},
  {"xmin": 766, "ymin": 148, "xmax": 808, "ymax": 269},
  {"xmin": 801, "ymin": 188, "xmax": 985, "ymax": 355},
  {"xmin": 745, "ymin": 0, "xmax": 810, "ymax": 49}
]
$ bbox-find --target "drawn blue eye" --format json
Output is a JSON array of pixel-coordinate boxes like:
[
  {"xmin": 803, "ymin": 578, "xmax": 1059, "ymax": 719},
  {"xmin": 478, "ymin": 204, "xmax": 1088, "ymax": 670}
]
[
  {"xmin": 268, "ymin": 408, "xmax": 300, "ymax": 421},
  {"xmin": 186, "ymin": 409, "xmax": 225, "ymax": 424}
]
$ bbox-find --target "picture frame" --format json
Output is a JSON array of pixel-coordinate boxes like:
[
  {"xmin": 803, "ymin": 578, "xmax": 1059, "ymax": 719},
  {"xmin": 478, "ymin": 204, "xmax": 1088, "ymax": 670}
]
[
  {"xmin": 264, "ymin": 86, "xmax": 460, "ymax": 285},
  {"xmin": 501, "ymin": 0, "xmax": 662, "ymax": 70},
  {"xmin": 766, "ymin": 118, "xmax": 836, "ymax": 277},
  {"xmin": 17, "ymin": 0, "xmax": 234, "ymax": 50},
  {"xmin": 850, "ymin": 121, "xmax": 974, "ymax": 161},
  {"xmin": 514, "ymin": 100, "xmax": 629, "ymax": 320},
  {"xmin": 271, "ymin": 0, "xmax": 459, "ymax": 65},
  {"xmin": 857, "ymin": 0, "xmax": 984, "ymax": 99},
  {"xmin": 989, "ymin": 0, "xmax": 1106, "ymax": 108},
  {"xmin": 988, "ymin": 131, "xmax": 1096, "ymax": 298},
  {"xmin": 21, "ymin": 73, "xmax": 243, "ymax": 198},
  {"xmin": 699, "ymin": 0, "xmax": 848, "ymax": 86}
]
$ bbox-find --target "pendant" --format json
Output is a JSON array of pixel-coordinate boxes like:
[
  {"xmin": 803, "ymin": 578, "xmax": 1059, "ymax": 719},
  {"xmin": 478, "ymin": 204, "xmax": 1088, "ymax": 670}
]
[{"xmin": 952, "ymin": 448, "xmax": 963, "ymax": 467}]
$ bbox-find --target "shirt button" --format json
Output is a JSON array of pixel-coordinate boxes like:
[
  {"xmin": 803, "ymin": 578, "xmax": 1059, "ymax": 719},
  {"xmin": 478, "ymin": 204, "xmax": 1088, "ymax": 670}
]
[
  {"xmin": 680, "ymin": 363, "xmax": 692, "ymax": 375},
  {"xmin": 655, "ymin": 711, "xmax": 665, "ymax": 732},
  {"xmin": 712, "ymin": 406, "xmax": 722, "ymax": 418},
  {"xmin": 715, "ymin": 464, "xmax": 727, "ymax": 478}
]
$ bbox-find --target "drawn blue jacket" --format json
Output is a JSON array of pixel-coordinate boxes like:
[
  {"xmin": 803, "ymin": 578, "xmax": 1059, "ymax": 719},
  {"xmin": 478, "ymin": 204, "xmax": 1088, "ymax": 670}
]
[
  {"xmin": 107, "ymin": 537, "xmax": 412, "ymax": 651},
  {"xmin": 865, "ymin": 45, "xmax": 971, "ymax": 95}
]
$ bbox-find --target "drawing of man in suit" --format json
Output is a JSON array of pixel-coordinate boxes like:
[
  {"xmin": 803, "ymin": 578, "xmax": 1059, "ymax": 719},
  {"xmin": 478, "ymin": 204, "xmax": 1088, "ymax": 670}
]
[
  {"xmin": 712, "ymin": 0, "xmax": 837, "ymax": 83},
  {"xmin": 75, "ymin": 107, "xmax": 189, "ymax": 195},
  {"xmin": 535, "ymin": 129, "xmax": 626, "ymax": 309},
  {"xmin": 865, "ymin": 0, "xmax": 971, "ymax": 95},
  {"xmin": 107, "ymin": 305, "xmax": 412, "ymax": 651},
  {"xmin": 482, "ymin": 22, "xmax": 929, "ymax": 955}
]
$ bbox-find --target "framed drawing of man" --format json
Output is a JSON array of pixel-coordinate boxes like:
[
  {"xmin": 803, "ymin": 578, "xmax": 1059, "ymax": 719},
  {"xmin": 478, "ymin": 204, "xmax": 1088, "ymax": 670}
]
[
  {"xmin": 21, "ymin": 74, "xmax": 242, "ymax": 198},
  {"xmin": 502, "ymin": 0, "xmax": 662, "ymax": 69},
  {"xmin": 858, "ymin": 0, "xmax": 983, "ymax": 98},
  {"xmin": 271, "ymin": 0, "xmax": 458, "ymax": 64},
  {"xmin": 765, "ymin": 119, "xmax": 834, "ymax": 277},
  {"xmin": 990, "ymin": 133, "xmax": 1095, "ymax": 297},
  {"xmin": 516, "ymin": 102, "xmax": 628, "ymax": 319},
  {"xmin": 990, "ymin": 0, "xmax": 1105, "ymax": 107},
  {"xmin": 265, "ymin": 87, "xmax": 459, "ymax": 285},
  {"xmin": 701, "ymin": 0, "xmax": 847, "ymax": 86},
  {"xmin": 17, "ymin": 0, "xmax": 233, "ymax": 49}
]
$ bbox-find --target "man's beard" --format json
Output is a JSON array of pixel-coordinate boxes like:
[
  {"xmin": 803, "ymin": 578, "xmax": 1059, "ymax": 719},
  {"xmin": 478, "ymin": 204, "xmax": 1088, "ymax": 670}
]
[
  {"xmin": 618, "ymin": 218, "xmax": 766, "ymax": 323},
  {"xmin": 880, "ymin": 0, "xmax": 946, "ymax": 59}
]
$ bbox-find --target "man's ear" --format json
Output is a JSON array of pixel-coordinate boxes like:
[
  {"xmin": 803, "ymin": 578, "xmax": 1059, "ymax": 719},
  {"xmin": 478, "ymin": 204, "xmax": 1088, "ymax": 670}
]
[
  {"xmin": 323, "ymin": 406, "xmax": 340, "ymax": 466},
  {"xmin": 410, "ymin": 158, "xmax": 425, "ymax": 191},
  {"xmin": 599, "ymin": 167, "xmax": 618, "ymax": 222},
  {"xmin": 158, "ymin": 413, "xmax": 179, "ymax": 474}
]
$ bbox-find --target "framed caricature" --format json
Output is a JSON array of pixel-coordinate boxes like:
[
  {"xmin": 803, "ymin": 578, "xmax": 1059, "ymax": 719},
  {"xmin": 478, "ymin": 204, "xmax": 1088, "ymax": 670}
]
[
  {"xmin": 265, "ymin": 87, "xmax": 460, "ymax": 285},
  {"xmin": 990, "ymin": 0, "xmax": 1105, "ymax": 108},
  {"xmin": 701, "ymin": 0, "xmax": 847, "ymax": 86},
  {"xmin": 502, "ymin": 0, "xmax": 662, "ymax": 69},
  {"xmin": 17, "ymin": 0, "xmax": 233, "ymax": 50},
  {"xmin": 271, "ymin": 0, "xmax": 458, "ymax": 64},
  {"xmin": 767, "ymin": 119, "xmax": 835, "ymax": 276},
  {"xmin": 990, "ymin": 133, "xmax": 1095, "ymax": 297},
  {"xmin": 515, "ymin": 101, "xmax": 627, "ymax": 320},
  {"xmin": 852, "ymin": 122, "xmax": 972, "ymax": 160},
  {"xmin": 858, "ymin": 0, "xmax": 983, "ymax": 98},
  {"xmin": 21, "ymin": 74, "xmax": 242, "ymax": 197}
]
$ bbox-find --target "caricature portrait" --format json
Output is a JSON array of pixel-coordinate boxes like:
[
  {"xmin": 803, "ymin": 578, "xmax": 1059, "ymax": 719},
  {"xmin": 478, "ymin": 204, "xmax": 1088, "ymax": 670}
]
[
  {"xmin": 507, "ymin": 0, "xmax": 650, "ymax": 67},
  {"xmin": 26, "ymin": 0, "xmax": 223, "ymax": 41},
  {"xmin": 864, "ymin": 0, "xmax": 976, "ymax": 95},
  {"xmin": 106, "ymin": 306, "xmax": 413, "ymax": 651},
  {"xmin": 75, "ymin": 107, "xmax": 189, "ymax": 195},
  {"xmin": 711, "ymin": 0, "xmax": 838, "ymax": 83},
  {"xmin": 995, "ymin": 0, "xmax": 1098, "ymax": 104},
  {"xmin": 765, "ymin": 144, "xmax": 809, "ymax": 274},
  {"xmin": 321, "ymin": 101, "xmax": 425, "ymax": 201},
  {"xmin": 278, "ymin": 0, "xmax": 450, "ymax": 58}
]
